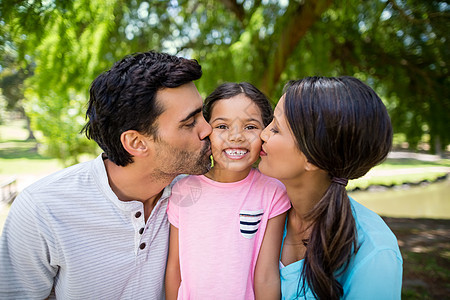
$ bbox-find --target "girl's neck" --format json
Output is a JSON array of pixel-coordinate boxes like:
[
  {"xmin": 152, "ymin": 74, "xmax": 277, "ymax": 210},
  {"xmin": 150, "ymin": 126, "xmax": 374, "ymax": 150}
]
[{"xmin": 205, "ymin": 166, "xmax": 252, "ymax": 183}]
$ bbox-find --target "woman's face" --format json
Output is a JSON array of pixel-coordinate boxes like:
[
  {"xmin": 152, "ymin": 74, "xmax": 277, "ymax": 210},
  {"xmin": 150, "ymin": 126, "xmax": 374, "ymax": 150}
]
[{"xmin": 259, "ymin": 95, "xmax": 307, "ymax": 182}]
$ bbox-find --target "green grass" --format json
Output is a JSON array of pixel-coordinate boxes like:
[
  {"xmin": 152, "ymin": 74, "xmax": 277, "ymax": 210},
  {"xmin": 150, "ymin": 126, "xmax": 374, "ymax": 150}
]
[
  {"xmin": 376, "ymin": 158, "xmax": 450, "ymax": 168},
  {"xmin": 0, "ymin": 133, "xmax": 62, "ymax": 176},
  {"xmin": 0, "ymin": 139, "xmax": 61, "ymax": 174},
  {"xmin": 347, "ymin": 157, "xmax": 449, "ymax": 190},
  {"xmin": 348, "ymin": 172, "xmax": 448, "ymax": 190},
  {"xmin": 0, "ymin": 118, "xmax": 62, "ymax": 172}
]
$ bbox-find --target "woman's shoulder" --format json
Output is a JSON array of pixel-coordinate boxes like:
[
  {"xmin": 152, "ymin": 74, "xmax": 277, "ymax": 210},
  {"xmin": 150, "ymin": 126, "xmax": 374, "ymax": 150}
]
[
  {"xmin": 350, "ymin": 197, "xmax": 401, "ymax": 255},
  {"xmin": 335, "ymin": 198, "xmax": 403, "ymax": 298}
]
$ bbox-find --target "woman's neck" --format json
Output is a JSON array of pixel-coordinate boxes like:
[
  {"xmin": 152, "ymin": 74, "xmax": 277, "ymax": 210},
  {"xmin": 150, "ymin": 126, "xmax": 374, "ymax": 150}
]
[
  {"xmin": 283, "ymin": 170, "xmax": 331, "ymax": 217},
  {"xmin": 205, "ymin": 166, "xmax": 252, "ymax": 183}
]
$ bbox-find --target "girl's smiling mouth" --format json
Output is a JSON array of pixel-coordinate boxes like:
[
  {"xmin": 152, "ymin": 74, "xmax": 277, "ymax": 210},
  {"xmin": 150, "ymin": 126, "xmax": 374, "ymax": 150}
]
[{"xmin": 224, "ymin": 148, "xmax": 249, "ymax": 159}]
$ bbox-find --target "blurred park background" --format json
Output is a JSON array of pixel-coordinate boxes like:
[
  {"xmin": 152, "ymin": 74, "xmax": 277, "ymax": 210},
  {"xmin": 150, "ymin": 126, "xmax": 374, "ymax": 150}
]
[{"xmin": 0, "ymin": 0, "xmax": 449, "ymax": 298}]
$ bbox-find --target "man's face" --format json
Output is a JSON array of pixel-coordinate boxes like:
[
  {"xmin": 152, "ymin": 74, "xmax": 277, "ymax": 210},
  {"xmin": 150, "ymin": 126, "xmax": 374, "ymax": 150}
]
[{"xmin": 151, "ymin": 82, "xmax": 212, "ymax": 177}]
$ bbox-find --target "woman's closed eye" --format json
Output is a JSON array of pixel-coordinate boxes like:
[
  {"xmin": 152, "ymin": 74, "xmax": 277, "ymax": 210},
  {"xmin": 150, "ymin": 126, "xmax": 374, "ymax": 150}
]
[{"xmin": 270, "ymin": 126, "xmax": 279, "ymax": 134}]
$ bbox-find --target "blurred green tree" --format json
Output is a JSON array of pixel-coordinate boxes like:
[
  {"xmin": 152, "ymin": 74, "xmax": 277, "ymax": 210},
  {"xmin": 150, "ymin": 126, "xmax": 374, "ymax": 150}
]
[
  {"xmin": 0, "ymin": 0, "xmax": 448, "ymax": 162},
  {"xmin": 0, "ymin": 51, "xmax": 35, "ymax": 139}
]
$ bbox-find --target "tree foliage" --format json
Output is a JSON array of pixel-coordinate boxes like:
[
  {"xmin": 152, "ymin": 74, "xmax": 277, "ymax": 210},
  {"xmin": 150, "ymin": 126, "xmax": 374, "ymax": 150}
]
[
  {"xmin": 0, "ymin": 0, "xmax": 448, "ymax": 162},
  {"xmin": 0, "ymin": 38, "xmax": 35, "ymax": 137}
]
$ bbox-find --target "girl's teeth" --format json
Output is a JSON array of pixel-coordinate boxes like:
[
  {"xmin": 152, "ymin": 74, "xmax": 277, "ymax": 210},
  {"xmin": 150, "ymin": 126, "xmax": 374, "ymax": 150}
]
[{"xmin": 225, "ymin": 149, "xmax": 248, "ymax": 156}]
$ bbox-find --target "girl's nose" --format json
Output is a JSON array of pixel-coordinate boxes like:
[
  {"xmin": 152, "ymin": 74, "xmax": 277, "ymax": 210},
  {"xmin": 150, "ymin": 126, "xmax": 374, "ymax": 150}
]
[{"xmin": 228, "ymin": 127, "xmax": 244, "ymax": 142}]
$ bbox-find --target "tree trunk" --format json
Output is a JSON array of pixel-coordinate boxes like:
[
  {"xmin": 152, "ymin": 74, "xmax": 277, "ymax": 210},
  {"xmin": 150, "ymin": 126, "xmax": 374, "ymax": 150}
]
[
  {"xmin": 260, "ymin": 0, "xmax": 333, "ymax": 97},
  {"xmin": 434, "ymin": 136, "xmax": 443, "ymax": 157},
  {"xmin": 17, "ymin": 106, "xmax": 36, "ymax": 140}
]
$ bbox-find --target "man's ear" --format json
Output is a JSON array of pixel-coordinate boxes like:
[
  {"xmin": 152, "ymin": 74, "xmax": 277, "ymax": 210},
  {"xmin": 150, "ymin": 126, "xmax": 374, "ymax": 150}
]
[{"xmin": 120, "ymin": 130, "xmax": 151, "ymax": 157}]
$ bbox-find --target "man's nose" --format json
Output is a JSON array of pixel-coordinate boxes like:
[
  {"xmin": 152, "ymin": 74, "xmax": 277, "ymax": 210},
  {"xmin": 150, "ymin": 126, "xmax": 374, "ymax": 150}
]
[{"xmin": 199, "ymin": 117, "xmax": 212, "ymax": 140}]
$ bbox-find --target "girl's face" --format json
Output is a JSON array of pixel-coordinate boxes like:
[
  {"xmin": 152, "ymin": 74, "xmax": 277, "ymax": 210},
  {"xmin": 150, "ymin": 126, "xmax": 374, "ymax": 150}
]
[
  {"xmin": 209, "ymin": 94, "xmax": 264, "ymax": 175},
  {"xmin": 259, "ymin": 95, "xmax": 307, "ymax": 182}
]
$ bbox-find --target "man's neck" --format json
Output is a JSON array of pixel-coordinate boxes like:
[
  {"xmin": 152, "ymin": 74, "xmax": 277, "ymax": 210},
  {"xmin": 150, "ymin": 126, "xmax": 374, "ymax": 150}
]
[{"xmin": 104, "ymin": 159, "xmax": 173, "ymax": 221}]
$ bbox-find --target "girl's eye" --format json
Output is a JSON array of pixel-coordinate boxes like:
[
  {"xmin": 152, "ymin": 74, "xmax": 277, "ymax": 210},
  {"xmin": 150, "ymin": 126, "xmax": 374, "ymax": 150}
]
[
  {"xmin": 245, "ymin": 125, "xmax": 258, "ymax": 130},
  {"xmin": 216, "ymin": 124, "xmax": 227, "ymax": 129}
]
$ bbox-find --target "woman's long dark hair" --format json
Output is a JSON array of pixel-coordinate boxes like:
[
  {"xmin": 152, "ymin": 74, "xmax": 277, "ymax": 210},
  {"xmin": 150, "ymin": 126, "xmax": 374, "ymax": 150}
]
[{"xmin": 283, "ymin": 76, "xmax": 393, "ymax": 299}]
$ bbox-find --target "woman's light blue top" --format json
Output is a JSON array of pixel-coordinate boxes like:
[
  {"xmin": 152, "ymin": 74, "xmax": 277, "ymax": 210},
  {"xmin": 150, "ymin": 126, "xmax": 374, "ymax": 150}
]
[{"xmin": 280, "ymin": 198, "xmax": 403, "ymax": 299}]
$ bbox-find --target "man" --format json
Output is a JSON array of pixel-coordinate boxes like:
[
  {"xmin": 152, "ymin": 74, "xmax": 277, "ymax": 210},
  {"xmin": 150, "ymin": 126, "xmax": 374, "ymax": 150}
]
[{"xmin": 0, "ymin": 51, "xmax": 212, "ymax": 299}]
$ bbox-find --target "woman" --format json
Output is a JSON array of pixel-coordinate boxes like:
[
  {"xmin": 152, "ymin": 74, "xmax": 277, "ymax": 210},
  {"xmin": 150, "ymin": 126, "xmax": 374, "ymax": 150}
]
[{"xmin": 259, "ymin": 76, "xmax": 403, "ymax": 299}]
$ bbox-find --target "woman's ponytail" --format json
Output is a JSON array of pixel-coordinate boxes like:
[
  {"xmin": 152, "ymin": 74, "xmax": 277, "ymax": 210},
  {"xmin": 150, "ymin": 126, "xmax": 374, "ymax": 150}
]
[{"xmin": 300, "ymin": 181, "xmax": 357, "ymax": 299}]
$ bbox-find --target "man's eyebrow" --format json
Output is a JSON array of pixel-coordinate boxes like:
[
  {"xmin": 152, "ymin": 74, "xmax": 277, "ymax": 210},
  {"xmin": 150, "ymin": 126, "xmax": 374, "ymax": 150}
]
[{"xmin": 180, "ymin": 107, "xmax": 202, "ymax": 123}]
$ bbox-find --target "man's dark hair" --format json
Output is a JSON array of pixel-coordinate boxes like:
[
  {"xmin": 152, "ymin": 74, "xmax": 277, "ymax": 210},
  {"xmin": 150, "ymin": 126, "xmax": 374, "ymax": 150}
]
[{"xmin": 82, "ymin": 51, "xmax": 202, "ymax": 166}]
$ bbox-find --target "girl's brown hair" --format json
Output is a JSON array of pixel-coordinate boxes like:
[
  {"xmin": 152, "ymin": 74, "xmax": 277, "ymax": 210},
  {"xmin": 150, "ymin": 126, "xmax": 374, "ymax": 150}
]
[{"xmin": 203, "ymin": 82, "xmax": 273, "ymax": 127}]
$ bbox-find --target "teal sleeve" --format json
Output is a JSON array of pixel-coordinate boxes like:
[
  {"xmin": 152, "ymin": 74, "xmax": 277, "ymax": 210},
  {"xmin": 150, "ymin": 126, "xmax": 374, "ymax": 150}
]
[{"xmin": 343, "ymin": 249, "xmax": 403, "ymax": 299}]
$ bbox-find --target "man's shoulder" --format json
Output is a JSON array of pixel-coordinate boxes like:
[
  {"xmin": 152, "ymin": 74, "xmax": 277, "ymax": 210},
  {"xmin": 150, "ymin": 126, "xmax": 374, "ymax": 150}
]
[
  {"xmin": 10, "ymin": 159, "xmax": 99, "ymax": 217},
  {"xmin": 24, "ymin": 159, "xmax": 96, "ymax": 194}
]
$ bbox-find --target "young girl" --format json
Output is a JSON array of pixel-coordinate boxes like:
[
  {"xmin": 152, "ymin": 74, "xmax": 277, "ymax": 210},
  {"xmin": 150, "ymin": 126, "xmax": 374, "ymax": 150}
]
[
  {"xmin": 259, "ymin": 76, "xmax": 403, "ymax": 299},
  {"xmin": 165, "ymin": 82, "xmax": 291, "ymax": 299}
]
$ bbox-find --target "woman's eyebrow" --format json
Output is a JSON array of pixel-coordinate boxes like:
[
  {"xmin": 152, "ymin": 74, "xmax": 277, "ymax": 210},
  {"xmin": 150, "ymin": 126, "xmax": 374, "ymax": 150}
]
[{"xmin": 273, "ymin": 116, "xmax": 281, "ymax": 127}]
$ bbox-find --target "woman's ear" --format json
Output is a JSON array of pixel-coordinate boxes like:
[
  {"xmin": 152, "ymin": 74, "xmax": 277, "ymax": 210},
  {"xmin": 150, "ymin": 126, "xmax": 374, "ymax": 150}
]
[
  {"xmin": 305, "ymin": 160, "xmax": 320, "ymax": 171},
  {"xmin": 120, "ymin": 130, "xmax": 151, "ymax": 157},
  {"xmin": 298, "ymin": 151, "xmax": 319, "ymax": 172}
]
